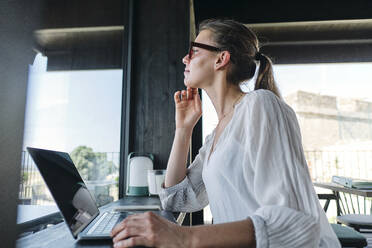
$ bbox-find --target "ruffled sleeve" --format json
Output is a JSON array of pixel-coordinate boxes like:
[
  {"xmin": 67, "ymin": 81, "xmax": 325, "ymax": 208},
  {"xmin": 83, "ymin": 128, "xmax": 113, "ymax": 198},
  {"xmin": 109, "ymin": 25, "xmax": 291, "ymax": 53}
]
[
  {"xmin": 244, "ymin": 90, "xmax": 336, "ymax": 247},
  {"xmin": 158, "ymin": 134, "xmax": 212, "ymax": 212}
]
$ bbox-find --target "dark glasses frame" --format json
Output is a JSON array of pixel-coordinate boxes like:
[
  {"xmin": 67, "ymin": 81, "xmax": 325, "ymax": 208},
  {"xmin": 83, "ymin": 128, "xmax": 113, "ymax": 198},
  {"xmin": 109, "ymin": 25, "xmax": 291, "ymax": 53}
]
[{"xmin": 188, "ymin": 41, "xmax": 222, "ymax": 59}]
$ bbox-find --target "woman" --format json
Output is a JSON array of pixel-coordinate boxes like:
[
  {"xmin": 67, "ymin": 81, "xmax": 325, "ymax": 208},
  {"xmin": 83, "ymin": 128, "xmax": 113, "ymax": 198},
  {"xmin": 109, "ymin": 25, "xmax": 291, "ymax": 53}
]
[{"xmin": 111, "ymin": 19, "xmax": 340, "ymax": 248}]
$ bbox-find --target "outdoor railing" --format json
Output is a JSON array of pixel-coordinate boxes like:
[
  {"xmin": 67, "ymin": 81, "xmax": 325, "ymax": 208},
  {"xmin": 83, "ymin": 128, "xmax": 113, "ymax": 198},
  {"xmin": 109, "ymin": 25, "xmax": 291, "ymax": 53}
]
[
  {"xmin": 19, "ymin": 150, "xmax": 372, "ymax": 209},
  {"xmin": 19, "ymin": 151, "xmax": 120, "ymax": 206},
  {"xmin": 305, "ymin": 150, "xmax": 372, "ymax": 182}
]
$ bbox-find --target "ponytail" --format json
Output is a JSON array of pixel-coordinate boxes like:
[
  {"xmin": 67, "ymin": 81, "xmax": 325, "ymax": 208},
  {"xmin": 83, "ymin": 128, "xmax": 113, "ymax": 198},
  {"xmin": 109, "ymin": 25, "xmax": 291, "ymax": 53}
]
[{"xmin": 254, "ymin": 52, "xmax": 281, "ymax": 99}]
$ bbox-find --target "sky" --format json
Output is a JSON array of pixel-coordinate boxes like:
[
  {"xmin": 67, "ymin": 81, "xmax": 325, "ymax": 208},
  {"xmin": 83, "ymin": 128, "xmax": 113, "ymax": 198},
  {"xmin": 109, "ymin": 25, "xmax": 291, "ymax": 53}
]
[
  {"xmin": 23, "ymin": 54, "xmax": 123, "ymax": 153},
  {"xmin": 23, "ymin": 54, "xmax": 372, "ymax": 151},
  {"xmin": 275, "ymin": 63, "xmax": 372, "ymax": 101}
]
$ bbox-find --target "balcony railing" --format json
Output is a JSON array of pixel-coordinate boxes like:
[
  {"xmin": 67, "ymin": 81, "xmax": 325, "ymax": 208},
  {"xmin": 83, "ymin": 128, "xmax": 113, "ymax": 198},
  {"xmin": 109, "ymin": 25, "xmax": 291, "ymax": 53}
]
[
  {"xmin": 305, "ymin": 150, "xmax": 372, "ymax": 182},
  {"xmin": 19, "ymin": 151, "xmax": 120, "ymax": 206},
  {"xmin": 19, "ymin": 150, "xmax": 372, "ymax": 212}
]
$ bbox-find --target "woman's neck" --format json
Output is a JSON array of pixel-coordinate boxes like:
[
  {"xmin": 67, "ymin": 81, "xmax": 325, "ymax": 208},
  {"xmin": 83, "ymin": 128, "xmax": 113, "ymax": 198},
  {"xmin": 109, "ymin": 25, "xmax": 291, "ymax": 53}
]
[{"xmin": 204, "ymin": 79, "xmax": 243, "ymax": 121}]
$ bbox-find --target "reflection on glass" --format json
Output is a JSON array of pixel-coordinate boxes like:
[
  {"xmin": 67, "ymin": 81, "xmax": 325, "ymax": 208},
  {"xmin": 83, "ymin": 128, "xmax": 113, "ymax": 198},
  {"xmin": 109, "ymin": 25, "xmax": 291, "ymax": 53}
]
[{"xmin": 71, "ymin": 185, "xmax": 97, "ymax": 234}]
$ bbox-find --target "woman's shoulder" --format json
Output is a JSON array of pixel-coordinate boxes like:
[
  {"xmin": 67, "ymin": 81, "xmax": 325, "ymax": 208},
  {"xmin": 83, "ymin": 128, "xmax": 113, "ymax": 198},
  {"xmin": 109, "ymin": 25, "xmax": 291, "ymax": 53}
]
[
  {"xmin": 243, "ymin": 89, "xmax": 297, "ymax": 121},
  {"xmin": 246, "ymin": 89, "xmax": 279, "ymax": 103},
  {"xmin": 240, "ymin": 89, "xmax": 296, "ymax": 117},
  {"xmin": 240, "ymin": 89, "xmax": 282, "ymax": 111}
]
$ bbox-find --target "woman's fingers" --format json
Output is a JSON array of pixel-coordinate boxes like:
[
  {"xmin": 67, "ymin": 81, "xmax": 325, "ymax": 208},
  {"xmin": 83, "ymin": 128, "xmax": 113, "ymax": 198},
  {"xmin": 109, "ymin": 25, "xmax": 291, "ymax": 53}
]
[
  {"xmin": 192, "ymin": 87, "xmax": 198, "ymax": 95},
  {"xmin": 114, "ymin": 236, "xmax": 152, "ymax": 248},
  {"xmin": 111, "ymin": 213, "xmax": 145, "ymax": 237},
  {"xmin": 175, "ymin": 88, "xmax": 198, "ymax": 102},
  {"xmin": 111, "ymin": 220, "xmax": 126, "ymax": 237},
  {"xmin": 113, "ymin": 225, "xmax": 142, "ymax": 243},
  {"xmin": 111, "ymin": 212, "xmax": 156, "ymax": 238},
  {"xmin": 111, "ymin": 214, "xmax": 139, "ymax": 237},
  {"xmin": 112, "ymin": 212, "xmax": 159, "ymax": 247},
  {"xmin": 181, "ymin": 90, "xmax": 187, "ymax": 101},
  {"xmin": 187, "ymin": 87, "xmax": 193, "ymax": 100},
  {"xmin": 174, "ymin": 91, "xmax": 181, "ymax": 103},
  {"xmin": 112, "ymin": 212, "xmax": 186, "ymax": 248}
]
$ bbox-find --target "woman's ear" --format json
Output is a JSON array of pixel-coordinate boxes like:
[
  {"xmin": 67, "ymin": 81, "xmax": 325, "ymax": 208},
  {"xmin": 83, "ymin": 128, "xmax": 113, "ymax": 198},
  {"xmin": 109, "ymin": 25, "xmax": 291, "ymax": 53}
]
[{"xmin": 215, "ymin": 51, "xmax": 231, "ymax": 70}]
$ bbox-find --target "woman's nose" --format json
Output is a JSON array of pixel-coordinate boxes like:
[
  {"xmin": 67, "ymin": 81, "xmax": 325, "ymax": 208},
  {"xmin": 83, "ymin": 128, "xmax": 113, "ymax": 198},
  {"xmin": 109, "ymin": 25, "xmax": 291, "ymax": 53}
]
[{"xmin": 182, "ymin": 54, "xmax": 189, "ymax": 65}]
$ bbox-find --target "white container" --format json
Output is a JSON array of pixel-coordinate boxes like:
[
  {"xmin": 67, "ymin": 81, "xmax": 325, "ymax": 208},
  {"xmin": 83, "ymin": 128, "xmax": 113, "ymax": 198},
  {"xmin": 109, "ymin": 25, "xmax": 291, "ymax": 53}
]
[
  {"xmin": 147, "ymin": 170, "xmax": 166, "ymax": 195},
  {"xmin": 126, "ymin": 153, "xmax": 154, "ymax": 196}
]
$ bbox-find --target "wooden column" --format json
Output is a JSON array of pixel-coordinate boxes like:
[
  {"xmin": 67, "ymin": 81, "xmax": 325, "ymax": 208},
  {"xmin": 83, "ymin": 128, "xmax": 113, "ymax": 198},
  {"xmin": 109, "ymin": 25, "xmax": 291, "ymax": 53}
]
[
  {"xmin": 120, "ymin": 0, "xmax": 204, "ymax": 224},
  {"xmin": 125, "ymin": 0, "xmax": 191, "ymax": 170}
]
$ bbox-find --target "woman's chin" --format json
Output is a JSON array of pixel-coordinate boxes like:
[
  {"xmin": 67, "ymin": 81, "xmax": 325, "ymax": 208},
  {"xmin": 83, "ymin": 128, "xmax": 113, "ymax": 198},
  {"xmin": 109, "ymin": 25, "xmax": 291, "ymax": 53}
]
[{"xmin": 184, "ymin": 78, "xmax": 198, "ymax": 88}]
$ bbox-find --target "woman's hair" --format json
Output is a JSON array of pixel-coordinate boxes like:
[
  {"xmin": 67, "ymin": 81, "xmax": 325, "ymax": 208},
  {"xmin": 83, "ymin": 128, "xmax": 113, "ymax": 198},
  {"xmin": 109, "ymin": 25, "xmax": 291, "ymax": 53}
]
[{"xmin": 198, "ymin": 19, "xmax": 281, "ymax": 98}]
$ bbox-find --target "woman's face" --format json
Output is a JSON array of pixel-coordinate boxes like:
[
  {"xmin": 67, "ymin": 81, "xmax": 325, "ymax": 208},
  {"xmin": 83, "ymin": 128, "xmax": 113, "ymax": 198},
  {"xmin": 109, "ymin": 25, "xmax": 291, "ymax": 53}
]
[{"xmin": 183, "ymin": 30, "xmax": 219, "ymax": 88}]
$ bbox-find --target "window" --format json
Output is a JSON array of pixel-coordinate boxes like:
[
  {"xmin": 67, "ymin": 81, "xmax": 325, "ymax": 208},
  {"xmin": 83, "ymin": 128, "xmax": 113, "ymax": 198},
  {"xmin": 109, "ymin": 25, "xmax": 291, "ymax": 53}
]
[
  {"xmin": 275, "ymin": 63, "xmax": 372, "ymax": 183},
  {"xmin": 19, "ymin": 54, "xmax": 122, "ymax": 207},
  {"xmin": 202, "ymin": 62, "xmax": 372, "ymax": 223}
]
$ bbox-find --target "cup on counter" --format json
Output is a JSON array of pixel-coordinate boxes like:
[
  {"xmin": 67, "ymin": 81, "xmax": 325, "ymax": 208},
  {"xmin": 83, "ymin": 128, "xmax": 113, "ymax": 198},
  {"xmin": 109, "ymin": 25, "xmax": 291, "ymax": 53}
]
[{"xmin": 147, "ymin": 169, "xmax": 166, "ymax": 195}]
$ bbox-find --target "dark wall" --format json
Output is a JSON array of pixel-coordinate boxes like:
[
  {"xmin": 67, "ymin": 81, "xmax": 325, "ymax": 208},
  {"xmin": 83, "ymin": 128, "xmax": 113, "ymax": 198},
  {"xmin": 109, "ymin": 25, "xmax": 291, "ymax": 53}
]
[
  {"xmin": 39, "ymin": 0, "xmax": 123, "ymax": 29},
  {"xmin": 128, "ymin": 0, "xmax": 190, "ymax": 169},
  {"xmin": 36, "ymin": 0, "xmax": 124, "ymax": 70},
  {"xmin": 0, "ymin": 0, "xmax": 41, "ymax": 246}
]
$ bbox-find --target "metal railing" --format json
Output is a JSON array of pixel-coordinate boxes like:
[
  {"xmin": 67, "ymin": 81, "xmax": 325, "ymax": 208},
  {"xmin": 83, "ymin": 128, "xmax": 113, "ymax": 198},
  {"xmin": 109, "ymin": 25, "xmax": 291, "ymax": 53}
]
[
  {"xmin": 306, "ymin": 150, "xmax": 372, "ymax": 218},
  {"xmin": 19, "ymin": 151, "xmax": 120, "ymax": 206},
  {"xmin": 19, "ymin": 149, "xmax": 372, "ymax": 215},
  {"xmin": 305, "ymin": 150, "xmax": 372, "ymax": 182}
]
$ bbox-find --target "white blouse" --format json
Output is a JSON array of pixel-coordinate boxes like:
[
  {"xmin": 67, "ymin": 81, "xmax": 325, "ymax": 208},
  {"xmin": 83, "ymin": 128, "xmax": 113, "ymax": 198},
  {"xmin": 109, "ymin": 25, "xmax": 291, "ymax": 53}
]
[{"xmin": 159, "ymin": 89, "xmax": 340, "ymax": 248}]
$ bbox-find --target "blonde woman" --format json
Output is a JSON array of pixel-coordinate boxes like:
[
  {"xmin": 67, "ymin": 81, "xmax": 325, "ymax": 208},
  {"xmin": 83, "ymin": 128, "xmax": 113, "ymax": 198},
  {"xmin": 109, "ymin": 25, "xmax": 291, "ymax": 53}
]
[{"xmin": 111, "ymin": 19, "xmax": 340, "ymax": 248}]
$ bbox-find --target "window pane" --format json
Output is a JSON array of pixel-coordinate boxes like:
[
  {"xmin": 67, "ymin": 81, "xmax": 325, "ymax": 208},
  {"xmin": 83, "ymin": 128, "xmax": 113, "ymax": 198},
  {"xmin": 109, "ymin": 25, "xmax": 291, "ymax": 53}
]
[
  {"xmin": 275, "ymin": 63, "xmax": 372, "ymax": 182},
  {"xmin": 275, "ymin": 62, "xmax": 372, "ymax": 221},
  {"xmin": 201, "ymin": 62, "xmax": 372, "ymax": 224},
  {"xmin": 19, "ymin": 53, "xmax": 122, "ymax": 207}
]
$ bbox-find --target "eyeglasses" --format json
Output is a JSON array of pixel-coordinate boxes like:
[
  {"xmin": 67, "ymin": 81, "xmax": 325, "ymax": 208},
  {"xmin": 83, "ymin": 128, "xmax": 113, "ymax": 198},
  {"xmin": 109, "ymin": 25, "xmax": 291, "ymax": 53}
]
[{"xmin": 188, "ymin": 41, "xmax": 222, "ymax": 59}]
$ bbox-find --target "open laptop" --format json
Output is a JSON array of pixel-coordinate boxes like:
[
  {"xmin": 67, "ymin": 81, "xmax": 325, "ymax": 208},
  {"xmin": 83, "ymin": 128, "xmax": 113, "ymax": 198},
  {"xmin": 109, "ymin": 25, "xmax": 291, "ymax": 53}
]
[{"xmin": 26, "ymin": 147, "xmax": 167, "ymax": 240}]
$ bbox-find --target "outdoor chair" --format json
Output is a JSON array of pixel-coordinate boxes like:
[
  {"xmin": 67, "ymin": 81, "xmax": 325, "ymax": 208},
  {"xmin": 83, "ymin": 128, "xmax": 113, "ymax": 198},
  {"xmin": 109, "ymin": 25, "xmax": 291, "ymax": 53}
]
[
  {"xmin": 331, "ymin": 223, "xmax": 367, "ymax": 248},
  {"xmin": 337, "ymin": 214, "xmax": 372, "ymax": 232},
  {"xmin": 333, "ymin": 191, "xmax": 372, "ymax": 233},
  {"xmin": 318, "ymin": 194, "xmax": 369, "ymax": 247}
]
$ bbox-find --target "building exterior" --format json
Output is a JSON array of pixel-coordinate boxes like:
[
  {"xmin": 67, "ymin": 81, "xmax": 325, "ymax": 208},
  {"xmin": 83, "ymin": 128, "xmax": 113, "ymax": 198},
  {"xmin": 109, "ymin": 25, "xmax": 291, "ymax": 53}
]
[{"xmin": 285, "ymin": 91, "xmax": 372, "ymax": 181}]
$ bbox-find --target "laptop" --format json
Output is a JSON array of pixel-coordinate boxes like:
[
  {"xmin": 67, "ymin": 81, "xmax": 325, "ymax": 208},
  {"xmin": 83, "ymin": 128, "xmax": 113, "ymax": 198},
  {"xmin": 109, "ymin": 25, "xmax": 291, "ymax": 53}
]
[{"xmin": 26, "ymin": 147, "xmax": 169, "ymax": 240}]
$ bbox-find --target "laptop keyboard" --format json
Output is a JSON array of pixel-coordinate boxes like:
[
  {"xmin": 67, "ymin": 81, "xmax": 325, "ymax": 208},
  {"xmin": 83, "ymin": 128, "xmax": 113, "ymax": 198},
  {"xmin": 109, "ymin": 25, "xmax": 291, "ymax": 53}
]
[{"xmin": 87, "ymin": 212, "xmax": 121, "ymax": 235}]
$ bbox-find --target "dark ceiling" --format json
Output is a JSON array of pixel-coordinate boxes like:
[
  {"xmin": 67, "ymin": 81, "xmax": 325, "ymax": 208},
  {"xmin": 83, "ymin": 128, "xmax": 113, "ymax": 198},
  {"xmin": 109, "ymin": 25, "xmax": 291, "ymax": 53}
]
[
  {"xmin": 194, "ymin": 0, "xmax": 372, "ymax": 63},
  {"xmin": 194, "ymin": 0, "xmax": 372, "ymax": 25},
  {"xmin": 35, "ymin": 0, "xmax": 372, "ymax": 65}
]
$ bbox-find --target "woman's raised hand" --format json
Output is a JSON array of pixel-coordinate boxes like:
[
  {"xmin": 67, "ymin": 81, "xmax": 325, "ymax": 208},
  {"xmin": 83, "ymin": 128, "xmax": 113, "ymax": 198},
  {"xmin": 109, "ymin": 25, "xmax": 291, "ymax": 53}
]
[{"xmin": 174, "ymin": 87, "xmax": 202, "ymax": 130}]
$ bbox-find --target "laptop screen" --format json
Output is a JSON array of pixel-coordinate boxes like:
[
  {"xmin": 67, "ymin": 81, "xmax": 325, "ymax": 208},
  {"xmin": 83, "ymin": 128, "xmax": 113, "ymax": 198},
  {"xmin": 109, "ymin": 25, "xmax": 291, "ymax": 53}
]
[{"xmin": 27, "ymin": 147, "xmax": 99, "ymax": 238}]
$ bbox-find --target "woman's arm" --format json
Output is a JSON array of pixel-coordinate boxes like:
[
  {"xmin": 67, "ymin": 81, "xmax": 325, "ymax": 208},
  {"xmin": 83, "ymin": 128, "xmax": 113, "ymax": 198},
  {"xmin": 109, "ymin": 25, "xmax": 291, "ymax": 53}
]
[
  {"xmin": 164, "ymin": 87, "xmax": 202, "ymax": 187},
  {"xmin": 188, "ymin": 218, "xmax": 256, "ymax": 248},
  {"xmin": 241, "ymin": 90, "xmax": 335, "ymax": 247},
  {"xmin": 164, "ymin": 128, "xmax": 193, "ymax": 187},
  {"xmin": 111, "ymin": 211, "xmax": 256, "ymax": 248}
]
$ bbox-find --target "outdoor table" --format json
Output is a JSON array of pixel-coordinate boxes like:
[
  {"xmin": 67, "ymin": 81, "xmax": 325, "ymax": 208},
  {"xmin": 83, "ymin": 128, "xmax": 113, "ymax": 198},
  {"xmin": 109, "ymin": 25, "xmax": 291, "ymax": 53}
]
[{"xmin": 314, "ymin": 182, "xmax": 372, "ymax": 215}]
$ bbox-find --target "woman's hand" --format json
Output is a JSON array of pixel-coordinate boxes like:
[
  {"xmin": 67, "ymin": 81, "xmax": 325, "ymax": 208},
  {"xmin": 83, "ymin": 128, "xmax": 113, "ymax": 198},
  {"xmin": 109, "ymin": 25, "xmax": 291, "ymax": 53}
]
[
  {"xmin": 174, "ymin": 87, "xmax": 202, "ymax": 131},
  {"xmin": 111, "ymin": 212, "xmax": 190, "ymax": 248}
]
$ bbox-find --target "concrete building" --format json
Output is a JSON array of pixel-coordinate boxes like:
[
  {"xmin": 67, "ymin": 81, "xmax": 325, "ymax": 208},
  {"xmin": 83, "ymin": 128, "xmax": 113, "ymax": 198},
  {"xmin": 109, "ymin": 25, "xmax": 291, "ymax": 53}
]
[{"xmin": 285, "ymin": 91, "xmax": 372, "ymax": 180}]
